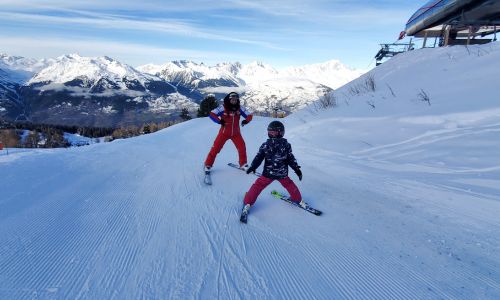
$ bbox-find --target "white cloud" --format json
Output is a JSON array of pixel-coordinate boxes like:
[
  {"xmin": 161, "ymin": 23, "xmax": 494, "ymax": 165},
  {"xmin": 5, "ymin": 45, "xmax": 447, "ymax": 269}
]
[
  {"xmin": 0, "ymin": 35, "xmax": 258, "ymax": 66},
  {"xmin": 0, "ymin": 11, "xmax": 286, "ymax": 50},
  {"xmin": 0, "ymin": 1, "xmax": 417, "ymax": 68}
]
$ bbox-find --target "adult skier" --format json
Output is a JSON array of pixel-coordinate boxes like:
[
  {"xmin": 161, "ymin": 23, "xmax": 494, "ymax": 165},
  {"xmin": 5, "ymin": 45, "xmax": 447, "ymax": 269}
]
[
  {"xmin": 241, "ymin": 120, "xmax": 306, "ymax": 221},
  {"xmin": 204, "ymin": 92, "xmax": 253, "ymax": 173}
]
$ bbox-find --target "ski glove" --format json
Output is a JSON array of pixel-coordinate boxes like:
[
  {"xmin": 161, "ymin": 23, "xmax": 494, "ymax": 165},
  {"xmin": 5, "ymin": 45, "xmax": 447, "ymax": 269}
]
[
  {"xmin": 294, "ymin": 167, "xmax": 302, "ymax": 181},
  {"xmin": 246, "ymin": 166, "xmax": 256, "ymax": 174},
  {"xmin": 219, "ymin": 119, "xmax": 226, "ymax": 126},
  {"xmin": 241, "ymin": 119, "xmax": 249, "ymax": 126}
]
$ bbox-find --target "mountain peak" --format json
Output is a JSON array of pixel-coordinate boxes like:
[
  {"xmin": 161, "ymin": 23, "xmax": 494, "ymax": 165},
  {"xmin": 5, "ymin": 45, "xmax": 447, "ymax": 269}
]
[
  {"xmin": 28, "ymin": 54, "xmax": 157, "ymax": 85},
  {"xmin": 283, "ymin": 60, "xmax": 364, "ymax": 88},
  {"xmin": 58, "ymin": 53, "xmax": 83, "ymax": 60}
]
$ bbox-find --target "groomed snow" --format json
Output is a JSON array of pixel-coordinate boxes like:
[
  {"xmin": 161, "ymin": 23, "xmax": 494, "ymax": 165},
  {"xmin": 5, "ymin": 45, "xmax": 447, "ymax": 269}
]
[{"xmin": 1, "ymin": 42, "xmax": 499, "ymax": 299}]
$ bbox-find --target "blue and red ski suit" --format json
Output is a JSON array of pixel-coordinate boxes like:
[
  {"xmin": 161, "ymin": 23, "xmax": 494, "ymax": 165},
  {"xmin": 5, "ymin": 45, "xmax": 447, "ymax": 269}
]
[{"xmin": 204, "ymin": 97, "xmax": 253, "ymax": 167}]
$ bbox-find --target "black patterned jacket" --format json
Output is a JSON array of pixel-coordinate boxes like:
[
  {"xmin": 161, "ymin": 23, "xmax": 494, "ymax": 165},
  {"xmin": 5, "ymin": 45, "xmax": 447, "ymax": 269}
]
[{"xmin": 250, "ymin": 138, "xmax": 300, "ymax": 179}]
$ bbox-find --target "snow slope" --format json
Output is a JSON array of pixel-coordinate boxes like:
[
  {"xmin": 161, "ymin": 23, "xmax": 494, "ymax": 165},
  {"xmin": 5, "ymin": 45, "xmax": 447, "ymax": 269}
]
[{"xmin": 1, "ymin": 42, "xmax": 500, "ymax": 299}]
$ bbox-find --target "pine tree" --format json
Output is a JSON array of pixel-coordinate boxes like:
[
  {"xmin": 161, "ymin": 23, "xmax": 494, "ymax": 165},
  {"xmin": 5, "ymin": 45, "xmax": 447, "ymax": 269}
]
[
  {"xmin": 180, "ymin": 108, "xmax": 192, "ymax": 121},
  {"xmin": 197, "ymin": 94, "xmax": 219, "ymax": 117}
]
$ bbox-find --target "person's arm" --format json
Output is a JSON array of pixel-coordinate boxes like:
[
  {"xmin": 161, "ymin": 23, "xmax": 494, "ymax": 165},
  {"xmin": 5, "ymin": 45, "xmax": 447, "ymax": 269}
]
[
  {"xmin": 209, "ymin": 105, "xmax": 225, "ymax": 125},
  {"xmin": 247, "ymin": 143, "xmax": 266, "ymax": 173},
  {"xmin": 240, "ymin": 106, "xmax": 253, "ymax": 126}
]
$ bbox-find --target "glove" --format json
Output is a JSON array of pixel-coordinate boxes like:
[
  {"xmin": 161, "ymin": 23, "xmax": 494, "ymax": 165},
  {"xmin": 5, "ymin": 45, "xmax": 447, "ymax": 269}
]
[
  {"xmin": 246, "ymin": 166, "xmax": 256, "ymax": 174},
  {"xmin": 294, "ymin": 167, "xmax": 302, "ymax": 181},
  {"xmin": 219, "ymin": 119, "xmax": 225, "ymax": 126},
  {"xmin": 241, "ymin": 119, "xmax": 249, "ymax": 126}
]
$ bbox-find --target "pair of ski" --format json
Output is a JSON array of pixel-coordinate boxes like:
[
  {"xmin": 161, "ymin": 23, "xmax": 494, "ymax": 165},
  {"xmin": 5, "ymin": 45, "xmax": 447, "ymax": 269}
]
[
  {"xmin": 239, "ymin": 190, "xmax": 323, "ymax": 224},
  {"xmin": 204, "ymin": 163, "xmax": 322, "ymax": 223},
  {"xmin": 204, "ymin": 162, "xmax": 262, "ymax": 185},
  {"xmin": 225, "ymin": 163, "xmax": 323, "ymax": 223}
]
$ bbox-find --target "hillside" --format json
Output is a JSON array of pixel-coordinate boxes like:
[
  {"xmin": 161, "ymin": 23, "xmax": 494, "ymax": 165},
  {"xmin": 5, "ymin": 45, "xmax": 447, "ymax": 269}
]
[{"xmin": 1, "ymin": 42, "xmax": 499, "ymax": 299}]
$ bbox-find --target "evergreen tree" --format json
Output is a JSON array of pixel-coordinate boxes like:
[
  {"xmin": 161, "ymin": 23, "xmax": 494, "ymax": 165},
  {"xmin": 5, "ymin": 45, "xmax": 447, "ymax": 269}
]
[
  {"xmin": 197, "ymin": 94, "xmax": 219, "ymax": 117},
  {"xmin": 180, "ymin": 108, "xmax": 192, "ymax": 121}
]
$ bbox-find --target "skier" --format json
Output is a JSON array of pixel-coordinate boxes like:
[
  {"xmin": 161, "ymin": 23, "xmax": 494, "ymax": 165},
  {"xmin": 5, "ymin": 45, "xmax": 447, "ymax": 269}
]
[
  {"xmin": 241, "ymin": 120, "xmax": 306, "ymax": 219},
  {"xmin": 204, "ymin": 92, "xmax": 253, "ymax": 173}
]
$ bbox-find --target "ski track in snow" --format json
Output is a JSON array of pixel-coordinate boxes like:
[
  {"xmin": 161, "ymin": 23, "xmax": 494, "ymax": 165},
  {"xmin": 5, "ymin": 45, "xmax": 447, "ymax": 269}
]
[{"xmin": 1, "ymin": 116, "xmax": 499, "ymax": 299}]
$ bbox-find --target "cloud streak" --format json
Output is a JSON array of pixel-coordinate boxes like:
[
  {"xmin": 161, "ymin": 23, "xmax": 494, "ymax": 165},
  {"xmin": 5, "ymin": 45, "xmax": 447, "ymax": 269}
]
[
  {"xmin": 0, "ymin": 35, "xmax": 259, "ymax": 66},
  {"xmin": 0, "ymin": 1, "xmax": 420, "ymax": 68},
  {"xmin": 0, "ymin": 11, "xmax": 287, "ymax": 50}
]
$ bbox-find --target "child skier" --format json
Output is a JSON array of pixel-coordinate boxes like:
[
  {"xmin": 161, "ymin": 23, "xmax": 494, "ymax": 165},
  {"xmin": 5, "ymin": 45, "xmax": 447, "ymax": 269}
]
[
  {"xmin": 204, "ymin": 92, "xmax": 253, "ymax": 173},
  {"xmin": 242, "ymin": 120, "xmax": 306, "ymax": 221}
]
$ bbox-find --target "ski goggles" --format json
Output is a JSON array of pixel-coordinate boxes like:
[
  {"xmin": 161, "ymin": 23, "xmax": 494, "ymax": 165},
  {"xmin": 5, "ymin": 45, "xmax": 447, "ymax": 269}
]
[{"xmin": 267, "ymin": 130, "xmax": 282, "ymax": 137}]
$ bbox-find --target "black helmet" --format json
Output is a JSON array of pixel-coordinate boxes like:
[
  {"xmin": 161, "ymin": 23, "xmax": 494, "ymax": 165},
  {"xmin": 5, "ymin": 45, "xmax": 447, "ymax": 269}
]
[{"xmin": 267, "ymin": 120, "xmax": 285, "ymax": 138}]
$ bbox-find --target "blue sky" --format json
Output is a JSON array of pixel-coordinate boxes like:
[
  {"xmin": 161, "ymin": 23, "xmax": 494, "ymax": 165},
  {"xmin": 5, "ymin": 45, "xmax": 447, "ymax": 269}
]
[{"xmin": 0, "ymin": 0, "xmax": 422, "ymax": 69}]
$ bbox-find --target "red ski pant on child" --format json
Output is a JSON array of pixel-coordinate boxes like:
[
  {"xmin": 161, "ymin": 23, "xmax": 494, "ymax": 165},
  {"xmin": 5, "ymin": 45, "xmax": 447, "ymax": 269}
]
[
  {"xmin": 205, "ymin": 132, "xmax": 247, "ymax": 167},
  {"xmin": 244, "ymin": 176, "xmax": 301, "ymax": 206}
]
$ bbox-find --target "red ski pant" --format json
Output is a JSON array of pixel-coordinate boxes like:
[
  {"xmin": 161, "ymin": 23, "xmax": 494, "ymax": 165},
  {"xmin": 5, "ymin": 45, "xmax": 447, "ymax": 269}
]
[
  {"xmin": 244, "ymin": 176, "xmax": 301, "ymax": 206},
  {"xmin": 205, "ymin": 132, "xmax": 247, "ymax": 167}
]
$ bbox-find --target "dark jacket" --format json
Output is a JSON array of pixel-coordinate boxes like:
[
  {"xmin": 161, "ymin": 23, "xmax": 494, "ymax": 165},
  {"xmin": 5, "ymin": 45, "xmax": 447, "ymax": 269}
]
[{"xmin": 250, "ymin": 137, "xmax": 300, "ymax": 179}]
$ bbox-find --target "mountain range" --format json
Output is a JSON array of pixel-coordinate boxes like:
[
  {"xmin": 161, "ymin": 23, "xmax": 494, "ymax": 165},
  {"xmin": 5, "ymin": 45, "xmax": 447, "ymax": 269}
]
[{"xmin": 0, "ymin": 53, "xmax": 364, "ymax": 127}]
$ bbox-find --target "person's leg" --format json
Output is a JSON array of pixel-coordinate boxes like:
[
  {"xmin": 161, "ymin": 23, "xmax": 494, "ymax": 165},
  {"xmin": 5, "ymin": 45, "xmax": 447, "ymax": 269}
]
[
  {"xmin": 231, "ymin": 133, "xmax": 247, "ymax": 167},
  {"xmin": 278, "ymin": 177, "xmax": 302, "ymax": 203},
  {"xmin": 243, "ymin": 176, "xmax": 274, "ymax": 206},
  {"xmin": 204, "ymin": 133, "xmax": 229, "ymax": 167}
]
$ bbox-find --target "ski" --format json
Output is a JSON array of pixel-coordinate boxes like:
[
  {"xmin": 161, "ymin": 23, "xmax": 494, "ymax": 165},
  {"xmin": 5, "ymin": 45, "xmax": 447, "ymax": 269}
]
[
  {"xmin": 227, "ymin": 162, "xmax": 262, "ymax": 177},
  {"xmin": 270, "ymin": 190, "xmax": 322, "ymax": 216},
  {"xmin": 240, "ymin": 204, "xmax": 251, "ymax": 224},
  {"xmin": 204, "ymin": 170, "xmax": 212, "ymax": 185},
  {"xmin": 240, "ymin": 210, "xmax": 249, "ymax": 223}
]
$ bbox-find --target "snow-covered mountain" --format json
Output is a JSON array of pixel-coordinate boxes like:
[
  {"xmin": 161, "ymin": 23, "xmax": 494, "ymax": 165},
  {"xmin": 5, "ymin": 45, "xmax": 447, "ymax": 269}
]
[
  {"xmin": 0, "ymin": 68, "xmax": 22, "ymax": 119},
  {"xmin": 236, "ymin": 61, "xmax": 280, "ymax": 83},
  {"xmin": 0, "ymin": 54, "xmax": 55, "ymax": 119},
  {"xmin": 1, "ymin": 42, "xmax": 499, "ymax": 299},
  {"xmin": 0, "ymin": 53, "xmax": 54, "ymax": 82},
  {"xmin": 138, "ymin": 59, "xmax": 362, "ymax": 114},
  {"xmin": 25, "ymin": 53, "xmax": 180, "ymax": 97},
  {"xmin": 1, "ymin": 53, "xmax": 362, "ymax": 126},
  {"xmin": 284, "ymin": 59, "xmax": 365, "ymax": 90},
  {"xmin": 241, "ymin": 77, "xmax": 331, "ymax": 112},
  {"xmin": 138, "ymin": 60, "xmax": 243, "ymax": 89},
  {"xmin": 21, "ymin": 54, "xmax": 198, "ymax": 127}
]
